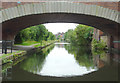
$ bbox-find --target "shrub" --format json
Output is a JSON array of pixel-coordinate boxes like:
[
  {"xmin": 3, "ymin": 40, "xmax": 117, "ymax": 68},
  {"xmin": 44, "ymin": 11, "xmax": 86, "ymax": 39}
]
[{"xmin": 92, "ymin": 39, "xmax": 107, "ymax": 51}]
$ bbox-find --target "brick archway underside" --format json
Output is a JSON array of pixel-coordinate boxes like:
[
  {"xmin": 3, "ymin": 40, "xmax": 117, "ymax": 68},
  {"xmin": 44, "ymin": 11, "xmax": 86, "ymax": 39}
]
[{"xmin": 2, "ymin": 13, "xmax": 120, "ymax": 40}]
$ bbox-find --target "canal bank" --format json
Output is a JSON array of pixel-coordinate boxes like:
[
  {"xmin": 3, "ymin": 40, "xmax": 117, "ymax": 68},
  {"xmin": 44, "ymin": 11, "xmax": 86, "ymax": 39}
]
[
  {"xmin": 0, "ymin": 40, "xmax": 56, "ymax": 65},
  {"xmin": 2, "ymin": 43, "xmax": 119, "ymax": 81}
]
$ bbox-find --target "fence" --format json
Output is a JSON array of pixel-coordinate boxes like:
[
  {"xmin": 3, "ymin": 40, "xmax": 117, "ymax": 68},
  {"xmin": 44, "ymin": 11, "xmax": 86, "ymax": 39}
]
[{"xmin": 2, "ymin": 40, "xmax": 13, "ymax": 54}]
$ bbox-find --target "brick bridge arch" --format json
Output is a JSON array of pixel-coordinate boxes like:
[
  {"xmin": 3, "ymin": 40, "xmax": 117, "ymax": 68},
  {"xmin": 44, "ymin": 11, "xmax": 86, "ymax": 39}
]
[{"xmin": 1, "ymin": 1, "xmax": 120, "ymax": 50}]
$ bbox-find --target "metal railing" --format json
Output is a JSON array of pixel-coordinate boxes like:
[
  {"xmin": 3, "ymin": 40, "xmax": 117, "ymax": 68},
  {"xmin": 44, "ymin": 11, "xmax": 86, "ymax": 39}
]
[{"xmin": 1, "ymin": 40, "xmax": 13, "ymax": 54}]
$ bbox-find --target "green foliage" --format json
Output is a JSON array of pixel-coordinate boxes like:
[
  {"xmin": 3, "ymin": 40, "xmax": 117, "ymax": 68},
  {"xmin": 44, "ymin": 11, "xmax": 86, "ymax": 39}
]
[
  {"xmin": 92, "ymin": 49, "xmax": 106, "ymax": 56},
  {"xmin": 20, "ymin": 45, "xmax": 55, "ymax": 74},
  {"xmin": 64, "ymin": 24, "xmax": 93, "ymax": 45},
  {"xmin": 74, "ymin": 25, "xmax": 93, "ymax": 45},
  {"xmin": 64, "ymin": 29, "xmax": 74, "ymax": 43},
  {"xmin": 91, "ymin": 39, "xmax": 108, "ymax": 60},
  {"xmin": 14, "ymin": 24, "xmax": 55, "ymax": 44},
  {"xmin": 14, "ymin": 32, "xmax": 23, "ymax": 44},
  {"xmin": 57, "ymin": 35, "xmax": 61, "ymax": 40},
  {"xmin": 1, "ymin": 51, "xmax": 26, "ymax": 64},
  {"xmin": 15, "ymin": 41, "xmax": 40, "ymax": 46},
  {"xmin": 0, "ymin": 51, "xmax": 25, "ymax": 59},
  {"xmin": 2, "ymin": 59, "xmax": 13, "ymax": 64},
  {"xmin": 64, "ymin": 44, "xmax": 95, "ymax": 70},
  {"xmin": 13, "ymin": 56, "xmax": 26, "ymax": 66},
  {"xmin": 34, "ymin": 40, "xmax": 55, "ymax": 48},
  {"xmin": 92, "ymin": 39, "xmax": 107, "ymax": 51},
  {"xmin": 2, "ymin": 63, "xmax": 12, "ymax": 73}
]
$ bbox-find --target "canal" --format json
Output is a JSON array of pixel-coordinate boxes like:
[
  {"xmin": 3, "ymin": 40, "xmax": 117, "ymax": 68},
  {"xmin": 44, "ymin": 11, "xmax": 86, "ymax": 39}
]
[{"xmin": 2, "ymin": 43, "xmax": 119, "ymax": 81}]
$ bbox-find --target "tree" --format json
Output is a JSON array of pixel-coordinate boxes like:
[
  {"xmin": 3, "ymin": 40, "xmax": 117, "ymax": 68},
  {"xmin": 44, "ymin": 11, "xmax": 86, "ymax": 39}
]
[
  {"xmin": 64, "ymin": 29, "xmax": 74, "ymax": 43},
  {"xmin": 14, "ymin": 24, "xmax": 55, "ymax": 44},
  {"xmin": 64, "ymin": 24, "xmax": 93, "ymax": 45},
  {"xmin": 74, "ymin": 25, "xmax": 93, "ymax": 45}
]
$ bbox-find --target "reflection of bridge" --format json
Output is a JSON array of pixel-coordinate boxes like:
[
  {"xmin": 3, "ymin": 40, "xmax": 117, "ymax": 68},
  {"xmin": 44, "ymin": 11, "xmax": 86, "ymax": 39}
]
[{"xmin": 1, "ymin": 0, "xmax": 120, "ymax": 50}]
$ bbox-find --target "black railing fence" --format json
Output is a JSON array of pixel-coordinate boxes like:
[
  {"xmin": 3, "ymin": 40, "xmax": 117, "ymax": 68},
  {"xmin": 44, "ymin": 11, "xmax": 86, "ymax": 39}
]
[{"xmin": 1, "ymin": 40, "xmax": 13, "ymax": 54}]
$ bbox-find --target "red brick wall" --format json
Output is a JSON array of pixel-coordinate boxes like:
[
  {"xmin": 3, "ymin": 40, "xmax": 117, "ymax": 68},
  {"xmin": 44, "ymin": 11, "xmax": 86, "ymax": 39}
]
[
  {"xmin": 82, "ymin": 2, "xmax": 120, "ymax": 11},
  {"xmin": 99, "ymin": 30, "xmax": 104, "ymax": 36}
]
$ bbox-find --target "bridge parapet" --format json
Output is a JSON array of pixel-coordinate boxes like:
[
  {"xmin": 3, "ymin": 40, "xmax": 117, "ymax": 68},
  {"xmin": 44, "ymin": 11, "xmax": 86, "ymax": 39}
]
[
  {"xmin": 1, "ymin": 1, "xmax": 120, "ymax": 11},
  {"xmin": 1, "ymin": 2, "xmax": 119, "ymax": 23},
  {"xmin": 0, "ymin": 0, "xmax": 120, "ymax": 50}
]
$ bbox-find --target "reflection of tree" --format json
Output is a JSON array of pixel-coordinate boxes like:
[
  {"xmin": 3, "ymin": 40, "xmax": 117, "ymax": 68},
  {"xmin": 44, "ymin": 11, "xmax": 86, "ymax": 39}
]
[
  {"xmin": 92, "ymin": 52, "xmax": 106, "ymax": 68},
  {"xmin": 64, "ymin": 44, "xmax": 95, "ymax": 70},
  {"xmin": 20, "ymin": 45, "xmax": 55, "ymax": 74}
]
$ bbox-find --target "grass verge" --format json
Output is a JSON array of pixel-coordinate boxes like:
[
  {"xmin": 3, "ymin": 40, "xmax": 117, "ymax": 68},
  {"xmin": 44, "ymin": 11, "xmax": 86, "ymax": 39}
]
[
  {"xmin": 34, "ymin": 40, "xmax": 57, "ymax": 48},
  {"xmin": 15, "ymin": 41, "xmax": 40, "ymax": 46}
]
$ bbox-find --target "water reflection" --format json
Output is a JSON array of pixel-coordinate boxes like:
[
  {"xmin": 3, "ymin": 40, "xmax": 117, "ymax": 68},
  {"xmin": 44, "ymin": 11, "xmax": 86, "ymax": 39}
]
[
  {"xmin": 20, "ymin": 45, "xmax": 55, "ymax": 74},
  {"xmin": 64, "ymin": 44, "xmax": 95, "ymax": 70},
  {"xmin": 2, "ymin": 43, "xmax": 119, "ymax": 81},
  {"xmin": 20, "ymin": 43, "xmax": 98, "ymax": 77}
]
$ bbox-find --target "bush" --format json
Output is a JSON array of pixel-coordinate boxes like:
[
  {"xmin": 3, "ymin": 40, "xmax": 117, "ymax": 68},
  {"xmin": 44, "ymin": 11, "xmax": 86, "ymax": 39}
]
[{"xmin": 92, "ymin": 39, "xmax": 107, "ymax": 51}]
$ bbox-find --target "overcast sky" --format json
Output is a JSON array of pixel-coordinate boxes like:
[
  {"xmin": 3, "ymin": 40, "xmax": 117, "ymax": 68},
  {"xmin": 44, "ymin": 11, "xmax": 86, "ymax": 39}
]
[{"xmin": 43, "ymin": 23, "xmax": 79, "ymax": 34}]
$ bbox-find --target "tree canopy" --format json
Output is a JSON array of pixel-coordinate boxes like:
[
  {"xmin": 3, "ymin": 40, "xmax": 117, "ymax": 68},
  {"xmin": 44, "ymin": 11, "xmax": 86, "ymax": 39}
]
[
  {"xmin": 14, "ymin": 24, "xmax": 56, "ymax": 44},
  {"xmin": 64, "ymin": 24, "xmax": 93, "ymax": 45}
]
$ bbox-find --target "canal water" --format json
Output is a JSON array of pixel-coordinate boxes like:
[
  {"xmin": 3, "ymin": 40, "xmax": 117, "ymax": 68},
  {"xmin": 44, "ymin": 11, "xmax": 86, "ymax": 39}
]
[{"xmin": 2, "ymin": 43, "xmax": 119, "ymax": 81}]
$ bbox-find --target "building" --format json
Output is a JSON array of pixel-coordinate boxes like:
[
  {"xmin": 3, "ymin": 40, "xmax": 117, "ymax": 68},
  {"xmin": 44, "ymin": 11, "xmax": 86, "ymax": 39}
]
[
  {"xmin": 93, "ymin": 28, "xmax": 108, "ymax": 45},
  {"xmin": 55, "ymin": 32, "xmax": 65, "ymax": 41}
]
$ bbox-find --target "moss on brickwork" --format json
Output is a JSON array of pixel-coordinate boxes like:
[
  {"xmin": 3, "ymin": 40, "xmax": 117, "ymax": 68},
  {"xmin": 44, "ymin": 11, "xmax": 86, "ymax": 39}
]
[{"xmin": 1, "ymin": 51, "xmax": 26, "ymax": 65}]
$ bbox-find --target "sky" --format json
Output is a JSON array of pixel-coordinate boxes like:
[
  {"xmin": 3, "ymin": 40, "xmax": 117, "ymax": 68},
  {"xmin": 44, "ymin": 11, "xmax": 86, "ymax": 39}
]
[{"xmin": 43, "ymin": 23, "xmax": 79, "ymax": 34}]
